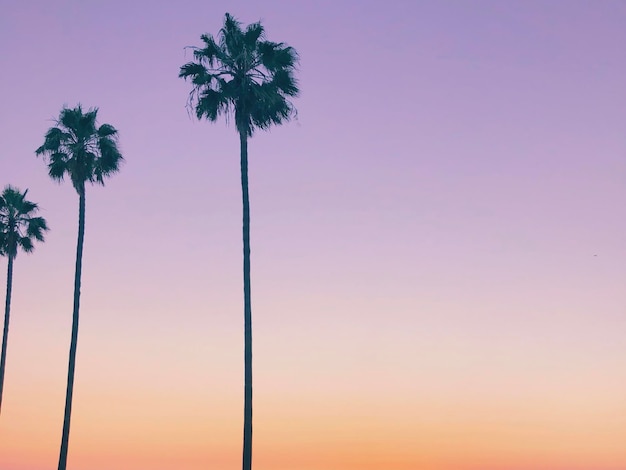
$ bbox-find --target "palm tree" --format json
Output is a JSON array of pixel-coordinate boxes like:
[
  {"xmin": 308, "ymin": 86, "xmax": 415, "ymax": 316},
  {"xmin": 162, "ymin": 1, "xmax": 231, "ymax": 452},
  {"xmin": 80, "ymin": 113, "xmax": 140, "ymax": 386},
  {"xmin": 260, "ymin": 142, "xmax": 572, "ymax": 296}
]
[
  {"xmin": 179, "ymin": 13, "xmax": 299, "ymax": 470},
  {"xmin": 35, "ymin": 105, "xmax": 123, "ymax": 470},
  {"xmin": 0, "ymin": 186, "xmax": 48, "ymax": 415}
]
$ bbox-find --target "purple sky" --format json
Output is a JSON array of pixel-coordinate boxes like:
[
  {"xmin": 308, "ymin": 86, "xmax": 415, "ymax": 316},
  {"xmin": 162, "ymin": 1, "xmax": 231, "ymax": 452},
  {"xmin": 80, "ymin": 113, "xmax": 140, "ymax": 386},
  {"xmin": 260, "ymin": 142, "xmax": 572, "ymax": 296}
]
[{"xmin": 1, "ymin": 1, "xmax": 625, "ymax": 469}]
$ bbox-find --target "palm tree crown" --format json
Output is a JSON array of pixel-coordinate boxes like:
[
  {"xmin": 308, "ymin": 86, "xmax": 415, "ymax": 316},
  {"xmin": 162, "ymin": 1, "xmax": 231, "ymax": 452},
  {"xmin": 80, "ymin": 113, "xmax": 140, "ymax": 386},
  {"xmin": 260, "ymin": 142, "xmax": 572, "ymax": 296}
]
[
  {"xmin": 0, "ymin": 186, "xmax": 48, "ymax": 259},
  {"xmin": 179, "ymin": 12, "xmax": 299, "ymax": 136},
  {"xmin": 35, "ymin": 104, "xmax": 123, "ymax": 193}
]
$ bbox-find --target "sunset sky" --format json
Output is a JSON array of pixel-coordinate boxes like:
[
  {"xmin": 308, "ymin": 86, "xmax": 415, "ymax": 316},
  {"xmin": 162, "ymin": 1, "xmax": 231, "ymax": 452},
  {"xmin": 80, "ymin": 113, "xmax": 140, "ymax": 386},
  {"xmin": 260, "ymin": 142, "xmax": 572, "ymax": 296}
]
[{"xmin": 1, "ymin": 1, "xmax": 625, "ymax": 469}]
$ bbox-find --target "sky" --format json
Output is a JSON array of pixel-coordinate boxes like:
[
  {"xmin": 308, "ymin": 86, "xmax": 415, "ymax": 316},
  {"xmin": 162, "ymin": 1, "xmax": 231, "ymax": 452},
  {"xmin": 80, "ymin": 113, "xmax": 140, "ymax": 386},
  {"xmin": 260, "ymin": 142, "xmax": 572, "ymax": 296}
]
[{"xmin": 0, "ymin": 0, "xmax": 625, "ymax": 469}]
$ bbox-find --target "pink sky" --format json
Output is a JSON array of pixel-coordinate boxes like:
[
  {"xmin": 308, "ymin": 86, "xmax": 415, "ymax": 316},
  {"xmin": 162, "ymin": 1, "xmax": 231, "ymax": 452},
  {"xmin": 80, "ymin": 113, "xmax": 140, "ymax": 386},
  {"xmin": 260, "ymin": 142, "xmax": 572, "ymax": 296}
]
[{"xmin": 1, "ymin": 1, "xmax": 625, "ymax": 469}]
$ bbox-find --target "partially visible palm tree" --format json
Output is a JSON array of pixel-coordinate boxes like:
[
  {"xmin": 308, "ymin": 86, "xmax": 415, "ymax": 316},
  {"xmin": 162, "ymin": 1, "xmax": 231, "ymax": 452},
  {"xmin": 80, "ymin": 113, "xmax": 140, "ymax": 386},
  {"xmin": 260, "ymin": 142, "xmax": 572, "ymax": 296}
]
[
  {"xmin": 0, "ymin": 186, "xmax": 48, "ymax": 415},
  {"xmin": 36, "ymin": 104, "xmax": 123, "ymax": 470},
  {"xmin": 179, "ymin": 13, "xmax": 299, "ymax": 470}
]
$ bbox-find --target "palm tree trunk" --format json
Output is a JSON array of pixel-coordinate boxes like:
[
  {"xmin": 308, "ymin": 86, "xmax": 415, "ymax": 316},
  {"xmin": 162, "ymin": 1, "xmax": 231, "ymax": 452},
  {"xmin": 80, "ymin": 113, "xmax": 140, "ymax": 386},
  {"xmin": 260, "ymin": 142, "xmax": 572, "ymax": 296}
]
[
  {"xmin": 58, "ymin": 186, "xmax": 86, "ymax": 470},
  {"xmin": 240, "ymin": 131, "xmax": 253, "ymax": 470},
  {"xmin": 0, "ymin": 254, "xmax": 14, "ymax": 415}
]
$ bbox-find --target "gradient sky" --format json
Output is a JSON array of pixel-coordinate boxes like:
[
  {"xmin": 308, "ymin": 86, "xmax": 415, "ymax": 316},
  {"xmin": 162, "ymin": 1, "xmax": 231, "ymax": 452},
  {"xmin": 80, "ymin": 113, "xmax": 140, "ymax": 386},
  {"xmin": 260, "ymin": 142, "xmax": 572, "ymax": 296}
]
[{"xmin": 1, "ymin": 1, "xmax": 625, "ymax": 469}]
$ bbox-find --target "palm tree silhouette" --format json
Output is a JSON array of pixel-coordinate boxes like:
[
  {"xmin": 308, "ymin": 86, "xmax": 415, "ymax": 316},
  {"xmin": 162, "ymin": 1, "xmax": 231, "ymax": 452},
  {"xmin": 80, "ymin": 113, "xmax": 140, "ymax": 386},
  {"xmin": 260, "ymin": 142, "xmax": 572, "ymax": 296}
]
[
  {"xmin": 0, "ymin": 185, "xmax": 48, "ymax": 415},
  {"xmin": 36, "ymin": 105, "xmax": 124, "ymax": 470},
  {"xmin": 179, "ymin": 13, "xmax": 299, "ymax": 470}
]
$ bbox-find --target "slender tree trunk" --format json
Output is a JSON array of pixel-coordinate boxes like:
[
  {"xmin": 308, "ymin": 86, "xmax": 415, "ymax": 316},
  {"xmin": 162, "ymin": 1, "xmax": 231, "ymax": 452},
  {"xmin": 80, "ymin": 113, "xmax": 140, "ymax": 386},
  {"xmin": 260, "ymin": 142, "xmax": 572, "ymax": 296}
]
[
  {"xmin": 58, "ymin": 186, "xmax": 86, "ymax": 470},
  {"xmin": 0, "ymin": 254, "xmax": 14, "ymax": 415},
  {"xmin": 240, "ymin": 131, "xmax": 253, "ymax": 470}
]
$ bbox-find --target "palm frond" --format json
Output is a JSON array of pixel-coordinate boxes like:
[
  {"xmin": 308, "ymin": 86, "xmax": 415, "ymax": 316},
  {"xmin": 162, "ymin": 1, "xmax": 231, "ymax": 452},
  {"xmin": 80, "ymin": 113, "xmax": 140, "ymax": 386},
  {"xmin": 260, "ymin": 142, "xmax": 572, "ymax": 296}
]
[
  {"xmin": 18, "ymin": 236, "xmax": 34, "ymax": 253},
  {"xmin": 59, "ymin": 106, "xmax": 83, "ymax": 133},
  {"xmin": 221, "ymin": 13, "xmax": 245, "ymax": 59},
  {"xmin": 179, "ymin": 62, "xmax": 208, "ymax": 79},
  {"xmin": 196, "ymin": 34, "xmax": 225, "ymax": 67},
  {"xmin": 244, "ymin": 22, "xmax": 265, "ymax": 49},
  {"xmin": 196, "ymin": 88, "xmax": 230, "ymax": 122},
  {"xmin": 48, "ymin": 152, "xmax": 69, "ymax": 181},
  {"xmin": 270, "ymin": 68, "xmax": 299, "ymax": 96},
  {"xmin": 258, "ymin": 42, "xmax": 299, "ymax": 72},
  {"xmin": 36, "ymin": 127, "xmax": 73, "ymax": 154},
  {"xmin": 95, "ymin": 138, "xmax": 124, "ymax": 184},
  {"xmin": 18, "ymin": 202, "xmax": 37, "ymax": 217},
  {"xmin": 27, "ymin": 216, "xmax": 48, "ymax": 241},
  {"xmin": 97, "ymin": 123, "xmax": 118, "ymax": 138}
]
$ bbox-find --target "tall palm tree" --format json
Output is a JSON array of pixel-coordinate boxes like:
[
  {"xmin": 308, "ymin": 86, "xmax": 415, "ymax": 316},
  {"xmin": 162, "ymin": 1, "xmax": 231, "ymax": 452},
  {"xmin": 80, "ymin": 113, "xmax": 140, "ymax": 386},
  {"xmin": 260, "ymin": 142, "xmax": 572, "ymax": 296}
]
[
  {"xmin": 0, "ymin": 186, "xmax": 48, "ymax": 415},
  {"xmin": 35, "ymin": 105, "xmax": 123, "ymax": 470},
  {"xmin": 179, "ymin": 12, "xmax": 299, "ymax": 470}
]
